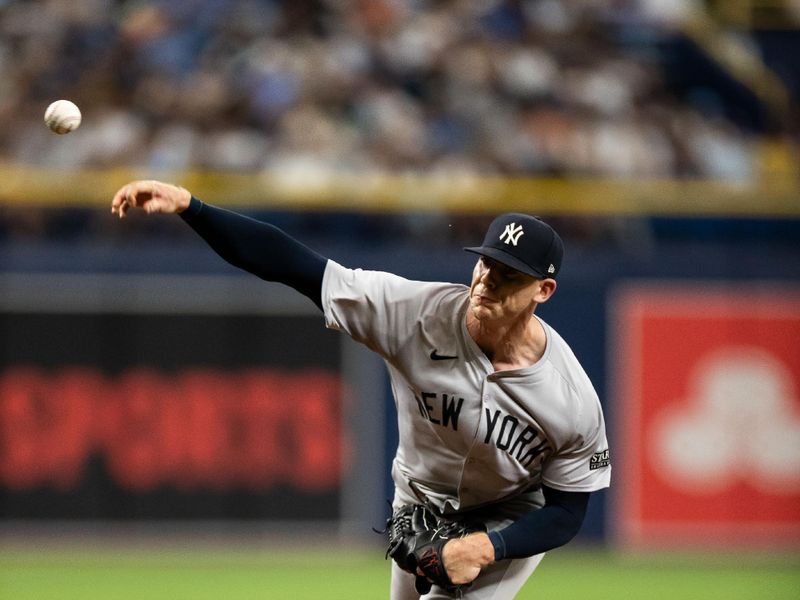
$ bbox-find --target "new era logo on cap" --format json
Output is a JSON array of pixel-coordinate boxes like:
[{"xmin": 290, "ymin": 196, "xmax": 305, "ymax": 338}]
[{"xmin": 464, "ymin": 213, "xmax": 564, "ymax": 279}]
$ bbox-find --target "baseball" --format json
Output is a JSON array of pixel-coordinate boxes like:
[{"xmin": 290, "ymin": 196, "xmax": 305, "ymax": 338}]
[{"xmin": 44, "ymin": 99, "xmax": 82, "ymax": 134}]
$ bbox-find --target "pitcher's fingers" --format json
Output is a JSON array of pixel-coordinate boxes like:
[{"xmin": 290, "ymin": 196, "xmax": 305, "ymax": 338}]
[
  {"xmin": 111, "ymin": 184, "xmax": 130, "ymax": 213},
  {"xmin": 113, "ymin": 193, "xmax": 131, "ymax": 218},
  {"xmin": 124, "ymin": 180, "xmax": 151, "ymax": 206}
]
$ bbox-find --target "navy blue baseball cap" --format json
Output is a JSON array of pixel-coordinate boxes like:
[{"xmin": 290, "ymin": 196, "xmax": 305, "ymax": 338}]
[{"xmin": 464, "ymin": 213, "xmax": 564, "ymax": 279}]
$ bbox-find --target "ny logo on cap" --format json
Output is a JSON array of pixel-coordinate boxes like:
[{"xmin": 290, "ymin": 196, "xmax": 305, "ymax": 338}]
[{"xmin": 499, "ymin": 223, "xmax": 524, "ymax": 246}]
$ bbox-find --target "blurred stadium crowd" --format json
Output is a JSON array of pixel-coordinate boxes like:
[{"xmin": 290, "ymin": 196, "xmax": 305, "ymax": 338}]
[
  {"xmin": 0, "ymin": 0, "xmax": 797, "ymax": 248},
  {"xmin": 2, "ymin": 0, "xmax": 797, "ymax": 180}
]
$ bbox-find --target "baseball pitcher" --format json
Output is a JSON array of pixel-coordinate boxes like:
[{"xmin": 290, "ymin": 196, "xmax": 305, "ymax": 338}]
[{"xmin": 111, "ymin": 180, "xmax": 611, "ymax": 599}]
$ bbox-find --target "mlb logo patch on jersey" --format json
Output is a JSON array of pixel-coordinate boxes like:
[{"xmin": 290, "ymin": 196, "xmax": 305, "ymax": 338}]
[{"xmin": 590, "ymin": 449, "xmax": 610, "ymax": 470}]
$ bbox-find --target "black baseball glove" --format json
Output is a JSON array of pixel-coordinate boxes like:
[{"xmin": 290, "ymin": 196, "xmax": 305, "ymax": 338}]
[{"xmin": 383, "ymin": 503, "xmax": 485, "ymax": 595}]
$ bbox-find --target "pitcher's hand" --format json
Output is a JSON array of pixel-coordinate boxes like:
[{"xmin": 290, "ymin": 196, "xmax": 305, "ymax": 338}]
[
  {"xmin": 111, "ymin": 180, "xmax": 191, "ymax": 218},
  {"xmin": 441, "ymin": 532, "xmax": 495, "ymax": 585}
]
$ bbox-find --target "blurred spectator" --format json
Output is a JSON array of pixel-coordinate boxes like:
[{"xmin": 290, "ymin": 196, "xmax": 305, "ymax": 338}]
[{"xmin": 1, "ymin": 0, "xmax": 792, "ymax": 182}]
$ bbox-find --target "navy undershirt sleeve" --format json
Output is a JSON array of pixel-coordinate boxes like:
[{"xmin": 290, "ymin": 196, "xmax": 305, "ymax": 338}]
[
  {"xmin": 487, "ymin": 486, "xmax": 589, "ymax": 560},
  {"xmin": 179, "ymin": 197, "xmax": 327, "ymax": 310}
]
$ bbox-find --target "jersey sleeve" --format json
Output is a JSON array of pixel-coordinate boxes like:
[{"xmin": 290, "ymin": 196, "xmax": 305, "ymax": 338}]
[
  {"xmin": 321, "ymin": 260, "xmax": 436, "ymax": 358},
  {"xmin": 180, "ymin": 198, "xmax": 327, "ymax": 307},
  {"xmin": 541, "ymin": 393, "xmax": 611, "ymax": 492}
]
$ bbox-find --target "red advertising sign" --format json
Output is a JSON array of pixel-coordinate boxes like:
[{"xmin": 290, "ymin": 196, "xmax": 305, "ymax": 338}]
[
  {"xmin": 0, "ymin": 311, "xmax": 347, "ymax": 520},
  {"xmin": 0, "ymin": 367, "xmax": 344, "ymax": 493},
  {"xmin": 612, "ymin": 283, "xmax": 800, "ymax": 548}
]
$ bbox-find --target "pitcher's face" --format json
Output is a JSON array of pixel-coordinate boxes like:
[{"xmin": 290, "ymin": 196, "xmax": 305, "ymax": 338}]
[{"xmin": 468, "ymin": 257, "xmax": 542, "ymax": 323}]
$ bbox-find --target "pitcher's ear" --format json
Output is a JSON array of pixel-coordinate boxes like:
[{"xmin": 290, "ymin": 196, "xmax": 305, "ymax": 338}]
[{"xmin": 536, "ymin": 278, "xmax": 557, "ymax": 304}]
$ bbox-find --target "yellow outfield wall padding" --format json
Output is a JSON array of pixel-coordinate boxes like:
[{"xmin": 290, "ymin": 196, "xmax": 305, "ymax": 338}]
[{"xmin": 0, "ymin": 164, "xmax": 797, "ymax": 218}]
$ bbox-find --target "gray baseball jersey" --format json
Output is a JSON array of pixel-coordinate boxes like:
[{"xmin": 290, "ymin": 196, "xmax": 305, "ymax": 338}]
[{"xmin": 322, "ymin": 260, "xmax": 611, "ymax": 516}]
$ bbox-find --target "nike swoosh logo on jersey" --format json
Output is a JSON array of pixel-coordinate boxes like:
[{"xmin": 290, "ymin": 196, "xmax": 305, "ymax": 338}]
[{"xmin": 430, "ymin": 349, "xmax": 458, "ymax": 361}]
